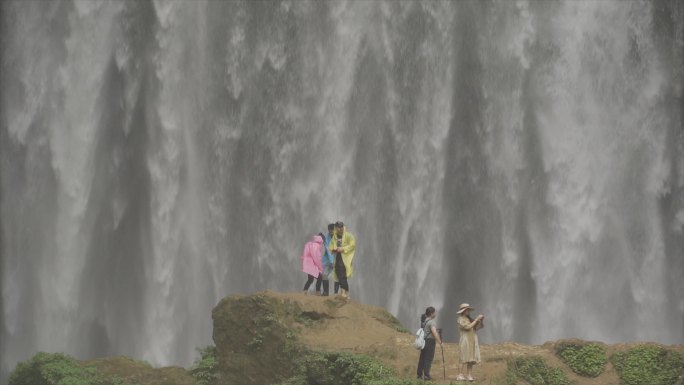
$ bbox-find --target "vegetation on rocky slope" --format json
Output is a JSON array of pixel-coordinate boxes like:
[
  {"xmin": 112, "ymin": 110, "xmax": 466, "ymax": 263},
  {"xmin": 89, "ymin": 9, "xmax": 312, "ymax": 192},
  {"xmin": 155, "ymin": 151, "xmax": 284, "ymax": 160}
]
[
  {"xmin": 555, "ymin": 341, "xmax": 607, "ymax": 377},
  {"xmin": 8, "ymin": 292, "xmax": 684, "ymax": 385},
  {"xmin": 8, "ymin": 352, "xmax": 195, "ymax": 385},
  {"xmin": 189, "ymin": 346, "xmax": 219, "ymax": 385},
  {"xmin": 277, "ymin": 351, "xmax": 423, "ymax": 385},
  {"xmin": 611, "ymin": 345, "xmax": 684, "ymax": 385},
  {"xmin": 8, "ymin": 352, "xmax": 125, "ymax": 385},
  {"xmin": 506, "ymin": 355, "xmax": 571, "ymax": 385}
]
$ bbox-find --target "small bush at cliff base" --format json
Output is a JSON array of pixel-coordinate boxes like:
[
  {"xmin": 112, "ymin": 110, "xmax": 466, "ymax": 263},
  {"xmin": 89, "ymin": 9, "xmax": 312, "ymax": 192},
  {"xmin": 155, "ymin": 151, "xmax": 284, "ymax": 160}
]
[
  {"xmin": 506, "ymin": 356, "xmax": 571, "ymax": 385},
  {"xmin": 611, "ymin": 345, "xmax": 684, "ymax": 385},
  {"xmin": 278, "ymin": 351, "xmax": 424, "ymax": 385},
  {"xmin": 190, "ymin": 346, "xmax": 219, "ymax": 385},
  {"xmin": 555, "ymin": 342, "xmax": 606, "ymax": 377},
  {"xmin": 8, "ymin": 352, "xmax": 124, "ymax": 385}
]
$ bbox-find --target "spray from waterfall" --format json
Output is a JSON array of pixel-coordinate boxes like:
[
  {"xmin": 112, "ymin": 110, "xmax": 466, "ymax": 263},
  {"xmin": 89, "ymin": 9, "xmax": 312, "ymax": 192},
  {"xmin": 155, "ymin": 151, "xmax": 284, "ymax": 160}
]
[{"xmin": 1, "ymin": 0, "xmax": 682, "ymax": 381}]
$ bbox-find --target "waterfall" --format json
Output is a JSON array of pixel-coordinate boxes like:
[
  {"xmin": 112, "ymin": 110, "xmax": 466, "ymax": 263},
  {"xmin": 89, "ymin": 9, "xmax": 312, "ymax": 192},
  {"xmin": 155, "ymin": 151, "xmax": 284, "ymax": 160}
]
[{"xmin": 2, "ymin": 0, "xmax": 683, "ymax": 379}]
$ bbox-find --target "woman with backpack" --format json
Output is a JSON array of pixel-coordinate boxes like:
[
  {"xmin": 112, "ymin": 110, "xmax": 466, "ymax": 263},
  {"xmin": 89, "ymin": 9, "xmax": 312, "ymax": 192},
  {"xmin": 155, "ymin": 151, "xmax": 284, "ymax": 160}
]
[
  {"xmin": 416, "ymin": 306, "xmax": 443, "ymax": 381},
  {"xmin": 300, "ymin": 234, "xmax": 324, "ymax": 295}
]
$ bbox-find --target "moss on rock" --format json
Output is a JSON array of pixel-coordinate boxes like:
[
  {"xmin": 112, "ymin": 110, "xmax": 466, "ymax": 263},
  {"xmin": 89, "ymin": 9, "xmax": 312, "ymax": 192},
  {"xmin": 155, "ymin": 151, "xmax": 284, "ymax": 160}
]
[{"xmin": 211, "ymin": 292, "xmax": 306, "ymax": 385}]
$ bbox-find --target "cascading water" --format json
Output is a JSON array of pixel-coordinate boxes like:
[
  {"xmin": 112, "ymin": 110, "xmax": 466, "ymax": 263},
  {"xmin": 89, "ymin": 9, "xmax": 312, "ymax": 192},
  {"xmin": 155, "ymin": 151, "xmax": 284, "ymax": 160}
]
[{"xmin": 2, "ymin": 0, "xmax": 683, "ymax": 380}]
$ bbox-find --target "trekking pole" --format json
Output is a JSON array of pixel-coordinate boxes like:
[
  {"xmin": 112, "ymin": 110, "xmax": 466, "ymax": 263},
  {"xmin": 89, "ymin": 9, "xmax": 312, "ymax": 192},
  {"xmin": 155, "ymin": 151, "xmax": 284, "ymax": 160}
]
[
  {"xmin": 440, "ymin": 344, "xmax": 446, "ymax": 380},
  {"xmin": 438, "ymin": 328, "xmax": 446, "ymax": 380}
]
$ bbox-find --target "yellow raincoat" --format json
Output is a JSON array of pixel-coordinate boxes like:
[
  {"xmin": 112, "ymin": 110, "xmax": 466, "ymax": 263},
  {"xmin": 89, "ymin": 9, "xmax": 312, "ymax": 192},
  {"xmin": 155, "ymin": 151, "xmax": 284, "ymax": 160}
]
[{"xmin": 329, "ymin": 229, "xmax": 356, "ymax": 280}]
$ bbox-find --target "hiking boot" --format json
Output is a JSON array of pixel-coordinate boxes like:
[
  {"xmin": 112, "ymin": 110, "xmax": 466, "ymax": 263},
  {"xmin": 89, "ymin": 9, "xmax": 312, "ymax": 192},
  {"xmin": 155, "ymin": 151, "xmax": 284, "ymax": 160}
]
[{"xmin": 423, "ymin": 375, "xmax": 433, "ymax": 381}]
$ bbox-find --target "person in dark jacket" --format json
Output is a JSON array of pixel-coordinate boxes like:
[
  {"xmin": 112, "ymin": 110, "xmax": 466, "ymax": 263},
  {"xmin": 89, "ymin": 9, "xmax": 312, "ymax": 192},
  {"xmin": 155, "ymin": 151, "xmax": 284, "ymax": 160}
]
[{"xmin": 320, "ymin": 224, "xmax": 335, "ymax": 296}]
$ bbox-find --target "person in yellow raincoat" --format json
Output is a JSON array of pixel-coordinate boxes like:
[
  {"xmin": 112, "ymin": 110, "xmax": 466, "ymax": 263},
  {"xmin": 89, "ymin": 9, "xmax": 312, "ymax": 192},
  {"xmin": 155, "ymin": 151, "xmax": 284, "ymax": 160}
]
[{"xmin": 329, "ymin": 221, "xmax": 355, "ymax": 299}]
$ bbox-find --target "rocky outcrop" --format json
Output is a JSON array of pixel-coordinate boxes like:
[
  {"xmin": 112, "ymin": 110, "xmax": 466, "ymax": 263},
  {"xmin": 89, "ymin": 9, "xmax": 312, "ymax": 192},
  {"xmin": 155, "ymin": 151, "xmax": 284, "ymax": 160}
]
[{"xmin": 211, "ymin": 290, "xmax": 411, "ymax": 384}]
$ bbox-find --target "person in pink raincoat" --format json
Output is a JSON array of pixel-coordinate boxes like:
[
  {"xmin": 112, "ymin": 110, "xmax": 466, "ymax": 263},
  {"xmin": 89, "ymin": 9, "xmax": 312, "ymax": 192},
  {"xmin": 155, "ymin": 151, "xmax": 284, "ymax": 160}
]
[{"xmin": 300, "ymin": 234, "xmax": 324, "ymax": 295}]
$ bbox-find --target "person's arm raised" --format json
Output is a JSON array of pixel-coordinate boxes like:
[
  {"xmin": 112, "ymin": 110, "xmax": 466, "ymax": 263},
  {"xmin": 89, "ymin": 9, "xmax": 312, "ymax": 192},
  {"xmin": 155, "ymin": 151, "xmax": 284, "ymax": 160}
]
[{"xmin": 471, "ymin": 315, "xmax": 484, "ymax": 330}]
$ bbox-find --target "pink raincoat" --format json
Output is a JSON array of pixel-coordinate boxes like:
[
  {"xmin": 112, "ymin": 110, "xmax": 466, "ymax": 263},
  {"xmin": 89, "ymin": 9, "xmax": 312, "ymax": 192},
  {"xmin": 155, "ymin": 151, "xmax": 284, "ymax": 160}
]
[{"xmin": 300, "ymin": 235, "xmax": 324, "ymax": 277}]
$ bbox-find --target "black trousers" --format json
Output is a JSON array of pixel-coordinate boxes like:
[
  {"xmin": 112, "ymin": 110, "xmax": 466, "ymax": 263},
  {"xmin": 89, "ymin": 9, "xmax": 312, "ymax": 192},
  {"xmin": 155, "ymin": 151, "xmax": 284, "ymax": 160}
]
[
  {"xmin": 315, "ymin": 275, "xmax": 323, "ymax": 292},
  {"xmin": 416, "ymin": 339, "xmax": 436, "ymax": 379},
  {"xmin": 303, "ymin": 273, "xmax": 321, "ymax": 291},
  {"xmin": 335, "ymin": 260, "xmax": 349, "ymax": 292}
]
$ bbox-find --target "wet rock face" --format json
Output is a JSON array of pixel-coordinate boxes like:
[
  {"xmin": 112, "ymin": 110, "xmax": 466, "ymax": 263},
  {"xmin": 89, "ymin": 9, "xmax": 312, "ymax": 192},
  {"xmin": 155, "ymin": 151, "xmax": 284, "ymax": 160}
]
[{"xmin": 211, "ymin": 292, "xmax": 305, "ymax": 385}]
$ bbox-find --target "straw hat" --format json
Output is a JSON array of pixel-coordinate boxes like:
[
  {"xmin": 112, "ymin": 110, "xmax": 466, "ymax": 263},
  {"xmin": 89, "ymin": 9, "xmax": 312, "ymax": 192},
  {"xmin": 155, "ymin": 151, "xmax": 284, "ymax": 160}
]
[{"xmin": 457, "ymin": 303, "xmax": 474, "ymax": 314}]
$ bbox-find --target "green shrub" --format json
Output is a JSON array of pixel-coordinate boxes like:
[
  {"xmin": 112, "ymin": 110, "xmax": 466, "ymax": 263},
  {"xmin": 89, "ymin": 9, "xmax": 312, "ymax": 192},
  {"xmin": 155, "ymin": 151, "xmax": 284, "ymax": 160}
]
[
  {"xmin": 277, "ymin": 351, "xmax": 423, "ymax": 385},
  {"xmin": 190, "ymin": 346, "xmax": 219, "ymax": 385},
  {"xmin": 555, "ymin": 342, "xmax": 606, "ymax": 377},
  {"xmin": 611, "ymin": 345, "xmax": 684, "ymax": 385},
  {"xmin": 506, "ymin": 356, "xmax": 571, "ymax": 385},
  {"xmin": 8, "ymin": 352, "xmax": 124, "ymax": 385}
]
